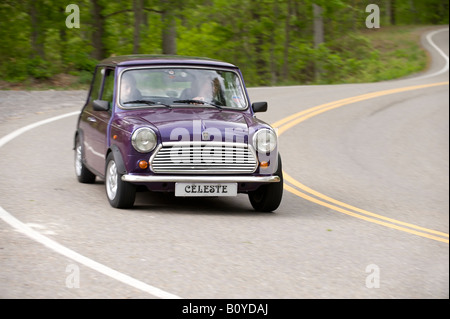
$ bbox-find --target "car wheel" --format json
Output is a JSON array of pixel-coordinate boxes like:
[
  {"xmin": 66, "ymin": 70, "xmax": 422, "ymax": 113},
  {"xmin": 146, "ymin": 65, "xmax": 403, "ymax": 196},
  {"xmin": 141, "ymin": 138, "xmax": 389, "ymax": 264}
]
[
  {"xmin": 75, "ymin": 137, "xmax": 96, "ymax": 183},
  {"xmin": 105, "ymin": 152, "xmax": 136, "ymax": 209},
  {"xmin": 248, "ymin": 154, "xmax": 283, "ymax": 212}
]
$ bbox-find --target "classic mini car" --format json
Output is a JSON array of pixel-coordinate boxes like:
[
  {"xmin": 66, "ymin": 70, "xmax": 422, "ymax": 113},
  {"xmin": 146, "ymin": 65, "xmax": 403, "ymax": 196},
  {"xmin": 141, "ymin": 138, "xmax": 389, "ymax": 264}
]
[{"xmin": 74, "ymin": 55, "xmax": 283, "ymax": 211}]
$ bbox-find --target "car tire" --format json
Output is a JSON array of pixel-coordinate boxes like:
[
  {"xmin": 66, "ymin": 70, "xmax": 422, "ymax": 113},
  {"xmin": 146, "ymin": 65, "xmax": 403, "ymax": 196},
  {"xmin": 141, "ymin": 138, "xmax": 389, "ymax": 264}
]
[
  {"xmin": 75, "ymin": 136, "xmax": 96, "ymax": 184},
  {"xmin": 248, "ymin": 154, "xmax": 283, "ymax": 212},
  {"xmin": 105, "ymin": 152, "xmax": 136, "ymax": 209}
]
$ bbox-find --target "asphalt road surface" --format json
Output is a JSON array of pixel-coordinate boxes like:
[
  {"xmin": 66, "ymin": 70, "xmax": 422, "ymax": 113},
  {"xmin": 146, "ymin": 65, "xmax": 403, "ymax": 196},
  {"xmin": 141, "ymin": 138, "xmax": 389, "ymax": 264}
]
[{"xmin": 0, "ymin": 26, "xmax": 448, "ymax": 300}]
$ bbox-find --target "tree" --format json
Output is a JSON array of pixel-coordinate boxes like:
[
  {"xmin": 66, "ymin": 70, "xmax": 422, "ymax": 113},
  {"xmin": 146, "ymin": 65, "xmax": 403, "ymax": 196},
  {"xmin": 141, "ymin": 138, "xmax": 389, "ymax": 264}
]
[
  {"xmin": 29, "ymin": 0, "xmax": 45, "ymax": 59},
  {"xmin": 313, "ymin": 3, "xmax": 324, "ymax": 81},
  {"xmin": 161, "ymin": 0, "xmax": 177, "ymax": 54},
  {"xmin": 133, "ymin": 0, "xmax": 144, "ymax": 54},
  {"xmin": 90, "ymin": 0, "xmax": 106, "ymax": 60}
]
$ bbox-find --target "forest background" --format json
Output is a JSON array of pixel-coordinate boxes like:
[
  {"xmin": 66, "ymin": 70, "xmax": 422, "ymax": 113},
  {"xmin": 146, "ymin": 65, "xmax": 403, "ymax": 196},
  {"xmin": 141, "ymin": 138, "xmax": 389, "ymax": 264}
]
[{"xmin": 0, "ymin": 0, "xmax": 448, "ymax": 89}]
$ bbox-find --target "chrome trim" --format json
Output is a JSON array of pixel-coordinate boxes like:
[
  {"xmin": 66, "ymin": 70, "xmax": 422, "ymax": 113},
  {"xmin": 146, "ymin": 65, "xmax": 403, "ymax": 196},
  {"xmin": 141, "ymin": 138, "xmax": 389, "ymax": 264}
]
[
  {"xmin": 149, "ymin": 143, "xmax": 163, "ymax": 164},
  {"xmin": 150, "ymin": 141, "xmax": 259, "ymax": 174},
  {"xmin": 162, "ymin": 141, "xmax": 249, "ymax": 147},
  {"xmin": 121, "ymin": 175, "xmax": 280, "ymax": 183}
]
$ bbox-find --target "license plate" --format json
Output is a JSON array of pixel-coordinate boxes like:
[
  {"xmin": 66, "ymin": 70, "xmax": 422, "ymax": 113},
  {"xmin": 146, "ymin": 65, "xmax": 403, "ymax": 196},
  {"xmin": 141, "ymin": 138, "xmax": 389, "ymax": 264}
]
[{"xmin": 175, "ymin": 183, "xmax": 238, "ymax": 197}]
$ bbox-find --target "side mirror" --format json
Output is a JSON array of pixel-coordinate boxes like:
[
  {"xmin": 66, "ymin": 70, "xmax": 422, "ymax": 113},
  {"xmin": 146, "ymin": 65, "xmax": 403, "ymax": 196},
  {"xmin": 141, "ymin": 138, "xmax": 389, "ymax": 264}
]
[
  {"xmin": 252, "ymin": 102, "xmax": 268, "ymax": 113},
  {"xmin": 93, "ymin": 99, "xmax": 109, "ymax": 111}
]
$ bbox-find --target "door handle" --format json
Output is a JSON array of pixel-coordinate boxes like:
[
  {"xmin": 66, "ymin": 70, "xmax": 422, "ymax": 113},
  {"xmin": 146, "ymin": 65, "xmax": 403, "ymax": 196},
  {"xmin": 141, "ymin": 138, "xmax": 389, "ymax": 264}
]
[{"xmin": 87, "ymin": 116, "xmax": 97, "ymax": 123}]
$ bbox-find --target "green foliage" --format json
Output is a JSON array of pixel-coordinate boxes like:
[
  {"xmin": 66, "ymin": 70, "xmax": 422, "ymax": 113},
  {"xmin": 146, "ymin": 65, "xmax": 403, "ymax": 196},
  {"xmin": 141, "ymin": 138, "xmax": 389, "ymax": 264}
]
[
  {"xmin": 0, "ymin": 0, "xmax": 446, "ymax": 88},
  {"xmin": 27, "ymin": 58, "xmax": 54, "ymax": 79}
]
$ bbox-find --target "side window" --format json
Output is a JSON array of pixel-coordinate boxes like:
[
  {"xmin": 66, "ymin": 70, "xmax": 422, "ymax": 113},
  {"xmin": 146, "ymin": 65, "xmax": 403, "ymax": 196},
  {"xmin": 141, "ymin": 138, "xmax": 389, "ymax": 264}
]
[
  {"xmin": 102, "ymin": 68, "xmax": 115, "ymax": 106},
  {"xmin": 89, "ymin": 67, "xmax": 104, "ymax": 102}
]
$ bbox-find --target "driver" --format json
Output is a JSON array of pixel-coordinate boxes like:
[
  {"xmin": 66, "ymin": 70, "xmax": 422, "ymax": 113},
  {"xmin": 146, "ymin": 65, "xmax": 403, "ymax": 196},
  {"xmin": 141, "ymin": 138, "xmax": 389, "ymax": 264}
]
[
  {"xmin": 121, "ymin": 72, "xmax": 142, "ymax": 103},
  {"xmin": 192, "ymin": 76, "xmax": 225, "ymax": 105}
]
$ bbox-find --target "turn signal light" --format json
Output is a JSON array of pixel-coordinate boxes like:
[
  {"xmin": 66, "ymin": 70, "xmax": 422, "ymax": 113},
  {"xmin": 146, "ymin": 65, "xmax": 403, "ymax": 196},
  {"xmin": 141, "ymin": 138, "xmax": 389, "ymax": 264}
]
[
  {"xmin": 259, "ymin": 161, "xmax": 269, "ymax": 169},
  {"xmin": 139, "ymin": 160, "xmax": 149, "ymax": 169}
]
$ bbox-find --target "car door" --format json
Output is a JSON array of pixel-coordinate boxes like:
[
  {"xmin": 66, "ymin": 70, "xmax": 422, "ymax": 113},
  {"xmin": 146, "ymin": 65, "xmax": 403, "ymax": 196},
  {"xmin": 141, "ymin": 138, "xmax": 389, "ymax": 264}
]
[{"xmin": 80, "ymin": 67, "xmax": 115, "ymax": 176}]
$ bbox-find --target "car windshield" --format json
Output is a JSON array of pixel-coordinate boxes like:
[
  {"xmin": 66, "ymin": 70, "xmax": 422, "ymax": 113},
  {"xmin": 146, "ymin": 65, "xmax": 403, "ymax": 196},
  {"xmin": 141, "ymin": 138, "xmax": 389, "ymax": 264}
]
[{"xmin": 119, "ymin": 67, "xmax": 248, "ymax": 109}]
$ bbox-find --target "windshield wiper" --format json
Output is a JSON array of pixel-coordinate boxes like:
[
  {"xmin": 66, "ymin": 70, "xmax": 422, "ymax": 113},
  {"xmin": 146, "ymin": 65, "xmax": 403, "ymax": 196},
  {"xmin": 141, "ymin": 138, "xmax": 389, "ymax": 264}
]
[
  {"xmin": 123, "ymin": 100, "xmax": 171, "ymax": 108},
  {"xmin": 173, "ymin": 99, "xmax": 223, "ymax": 110}
]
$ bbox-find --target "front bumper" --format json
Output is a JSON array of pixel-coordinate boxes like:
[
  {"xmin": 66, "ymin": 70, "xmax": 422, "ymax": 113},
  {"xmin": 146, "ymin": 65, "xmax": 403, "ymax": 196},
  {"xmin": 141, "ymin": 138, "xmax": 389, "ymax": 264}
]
[{"xmin": 121, "ymin": 175, "xmax": 280, "ymax": 183}]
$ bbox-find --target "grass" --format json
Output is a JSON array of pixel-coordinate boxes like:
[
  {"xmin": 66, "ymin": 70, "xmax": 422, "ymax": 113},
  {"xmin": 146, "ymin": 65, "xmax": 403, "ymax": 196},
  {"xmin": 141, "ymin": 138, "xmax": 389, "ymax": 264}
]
[{"xmin": 345, "ymin": 25, "xmax": 430, "ymax": 83}]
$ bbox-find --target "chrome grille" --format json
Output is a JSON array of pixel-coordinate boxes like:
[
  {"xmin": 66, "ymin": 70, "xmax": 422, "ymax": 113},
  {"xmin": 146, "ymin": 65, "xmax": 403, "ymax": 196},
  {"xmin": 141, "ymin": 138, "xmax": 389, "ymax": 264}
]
[{"xmin": 150, "ymin": 142, "xmax": 258, "ymax": 174}]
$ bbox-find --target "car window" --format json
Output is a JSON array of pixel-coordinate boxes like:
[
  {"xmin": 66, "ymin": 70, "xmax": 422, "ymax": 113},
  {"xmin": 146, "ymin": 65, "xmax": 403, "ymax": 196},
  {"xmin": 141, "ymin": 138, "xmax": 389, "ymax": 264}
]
[
  {"xmin": 89, "ymin": 67, "xmax": 104, "ymax": 102},
  {"xmin": 102, "ymin": 68, "xmax": 115, "ymax": 106},
  {"xmin": 119, "ymin": 68, "xmax": 248, "ymax": 109}
]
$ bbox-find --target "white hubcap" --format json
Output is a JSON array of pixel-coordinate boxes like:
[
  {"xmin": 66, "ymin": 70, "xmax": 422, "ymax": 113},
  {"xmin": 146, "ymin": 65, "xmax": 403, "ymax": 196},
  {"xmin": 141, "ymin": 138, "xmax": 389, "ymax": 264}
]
[
  {"xmin": 106, "ymin": 160, "xmax": 118, "ymax": 200},
  {"xmin": 75, "ymin": 144, "xmax": 82, "ymax": 176}
]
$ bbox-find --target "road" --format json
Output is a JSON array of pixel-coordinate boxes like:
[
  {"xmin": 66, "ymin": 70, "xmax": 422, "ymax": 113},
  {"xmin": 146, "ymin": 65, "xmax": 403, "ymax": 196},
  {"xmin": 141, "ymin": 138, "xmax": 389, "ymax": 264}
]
[{"xmin": 0, "ymin": 26, "xmax": 448, "ymax": 300}]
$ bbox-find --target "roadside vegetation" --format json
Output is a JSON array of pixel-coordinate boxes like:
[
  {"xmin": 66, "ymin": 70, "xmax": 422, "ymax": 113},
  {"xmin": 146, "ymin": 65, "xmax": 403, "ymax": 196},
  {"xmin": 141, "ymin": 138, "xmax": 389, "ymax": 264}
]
[
  {"xmin": 0, "ymin": 0, "xmax": 447, "ymax": 90},
  {"xmin": 323, "ymin": 25, "xmax": 430, "ymax": 84}
]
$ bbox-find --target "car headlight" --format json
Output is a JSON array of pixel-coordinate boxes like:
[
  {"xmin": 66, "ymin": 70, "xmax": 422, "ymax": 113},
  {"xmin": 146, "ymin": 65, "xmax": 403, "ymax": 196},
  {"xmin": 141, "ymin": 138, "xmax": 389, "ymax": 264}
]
[
  {"xmin": 254, "ymin": 128, "xmax": 277, "ymax": 153},
  {"xmin": 132, "ymin": 128, "xmax": 157, "ymax": 153}
]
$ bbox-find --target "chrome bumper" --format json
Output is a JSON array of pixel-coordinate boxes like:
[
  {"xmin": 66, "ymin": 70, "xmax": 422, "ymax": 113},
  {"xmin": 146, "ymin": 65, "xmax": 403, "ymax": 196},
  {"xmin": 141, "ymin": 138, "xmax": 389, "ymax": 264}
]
[{"xmin": 121, "ymin": 175, "xmax": 280, "ymax": 183}]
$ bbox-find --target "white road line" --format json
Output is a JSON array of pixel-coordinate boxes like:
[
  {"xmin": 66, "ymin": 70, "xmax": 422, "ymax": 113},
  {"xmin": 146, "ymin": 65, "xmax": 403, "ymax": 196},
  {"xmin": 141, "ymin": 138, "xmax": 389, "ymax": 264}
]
[
  {"xmin": 415, "ymin": 27, "xmax": 449, "ymax": 80},
  {"xmin": 0, "ymin": 111, "xmax": 182, "ymax": 299},
  {"xmin": 0, "ymin": 112, "xmax": 80, "ymax": 148}
]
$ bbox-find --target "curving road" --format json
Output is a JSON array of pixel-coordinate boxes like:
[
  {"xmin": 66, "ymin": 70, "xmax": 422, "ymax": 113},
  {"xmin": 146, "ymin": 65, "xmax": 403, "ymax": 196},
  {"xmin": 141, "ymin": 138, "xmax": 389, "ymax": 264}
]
[{"xmin": 0, "ymin": 26, "xmax": 448, "ymax": 299}]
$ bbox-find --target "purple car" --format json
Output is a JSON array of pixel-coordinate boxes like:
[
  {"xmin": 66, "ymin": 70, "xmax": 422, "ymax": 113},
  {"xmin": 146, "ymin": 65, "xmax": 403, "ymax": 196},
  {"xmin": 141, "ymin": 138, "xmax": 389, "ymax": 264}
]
[{"xmin": 74, "ymin": 55, "xmax": 283, "ymax": 211}]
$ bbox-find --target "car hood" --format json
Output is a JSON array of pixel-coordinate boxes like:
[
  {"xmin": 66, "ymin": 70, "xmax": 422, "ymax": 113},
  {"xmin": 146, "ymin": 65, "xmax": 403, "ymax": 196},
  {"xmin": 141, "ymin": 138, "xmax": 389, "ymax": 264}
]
[{"xmin": 123, "ymin": 108, "xmax": 254, "ymax": 143}]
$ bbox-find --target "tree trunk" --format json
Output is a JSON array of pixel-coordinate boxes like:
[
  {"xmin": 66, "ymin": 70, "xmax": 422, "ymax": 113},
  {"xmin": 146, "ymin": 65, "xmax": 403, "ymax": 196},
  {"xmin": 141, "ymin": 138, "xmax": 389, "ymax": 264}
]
[
  {"xmin": 133, "ymin": 0, "xmax": 144, "ymax": 54},
  {"xmin": 270, "ymin": 0, "xmax": 279, "ymax": 85},
  {"xmin": 313, "ymin": 4, "xmax": 324, "ymax": 48},
  {"xmin": 250, "ymin": 0, "xmax": 268, "ymax": 86},
  {"xmin": 162, "ymin": 12, "xmax": 177, "ymax": 55},
  {"xmin": 313, "ymin": 3, "xmax": 324, "ymax": 81},
  {"xmin": 161, "ymin": 0, "xmax": 177, "ymax": 55},
  {"xmin": 60, "ymin": 7, "xmax": 67, "ymax": 65},
  {"xmin": 385, "ymin": 0, "xmax": 391, "ymax": 25},
  {"xmin": 29, "ymin": 0, "xmax": 45, "ymax": 59},
  {"xmin": 91, "ymin": 0, "xmax": 106, "ymax": 60},
  {"xmin": 282, "ymin": 0, "xmax": 292, "ymax": 79},
  {"xmin": 390, "ymin": 0, "xmax": 396, "ymax": 25}
]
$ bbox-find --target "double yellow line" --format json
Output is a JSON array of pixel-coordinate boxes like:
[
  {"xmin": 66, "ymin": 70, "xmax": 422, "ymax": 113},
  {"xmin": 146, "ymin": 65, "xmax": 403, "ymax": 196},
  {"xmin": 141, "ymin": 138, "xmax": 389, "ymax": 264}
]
[{"xmin": 272, "ymin": 81, "xmax": 449, "ymax": 244}]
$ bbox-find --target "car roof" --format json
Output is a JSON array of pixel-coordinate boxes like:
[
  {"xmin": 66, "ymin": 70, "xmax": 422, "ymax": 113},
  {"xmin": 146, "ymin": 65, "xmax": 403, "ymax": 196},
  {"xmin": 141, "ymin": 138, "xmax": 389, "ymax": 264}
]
[{"xmin": 98, "ymin": 54, "xmax": 238, "ymax": 69}]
